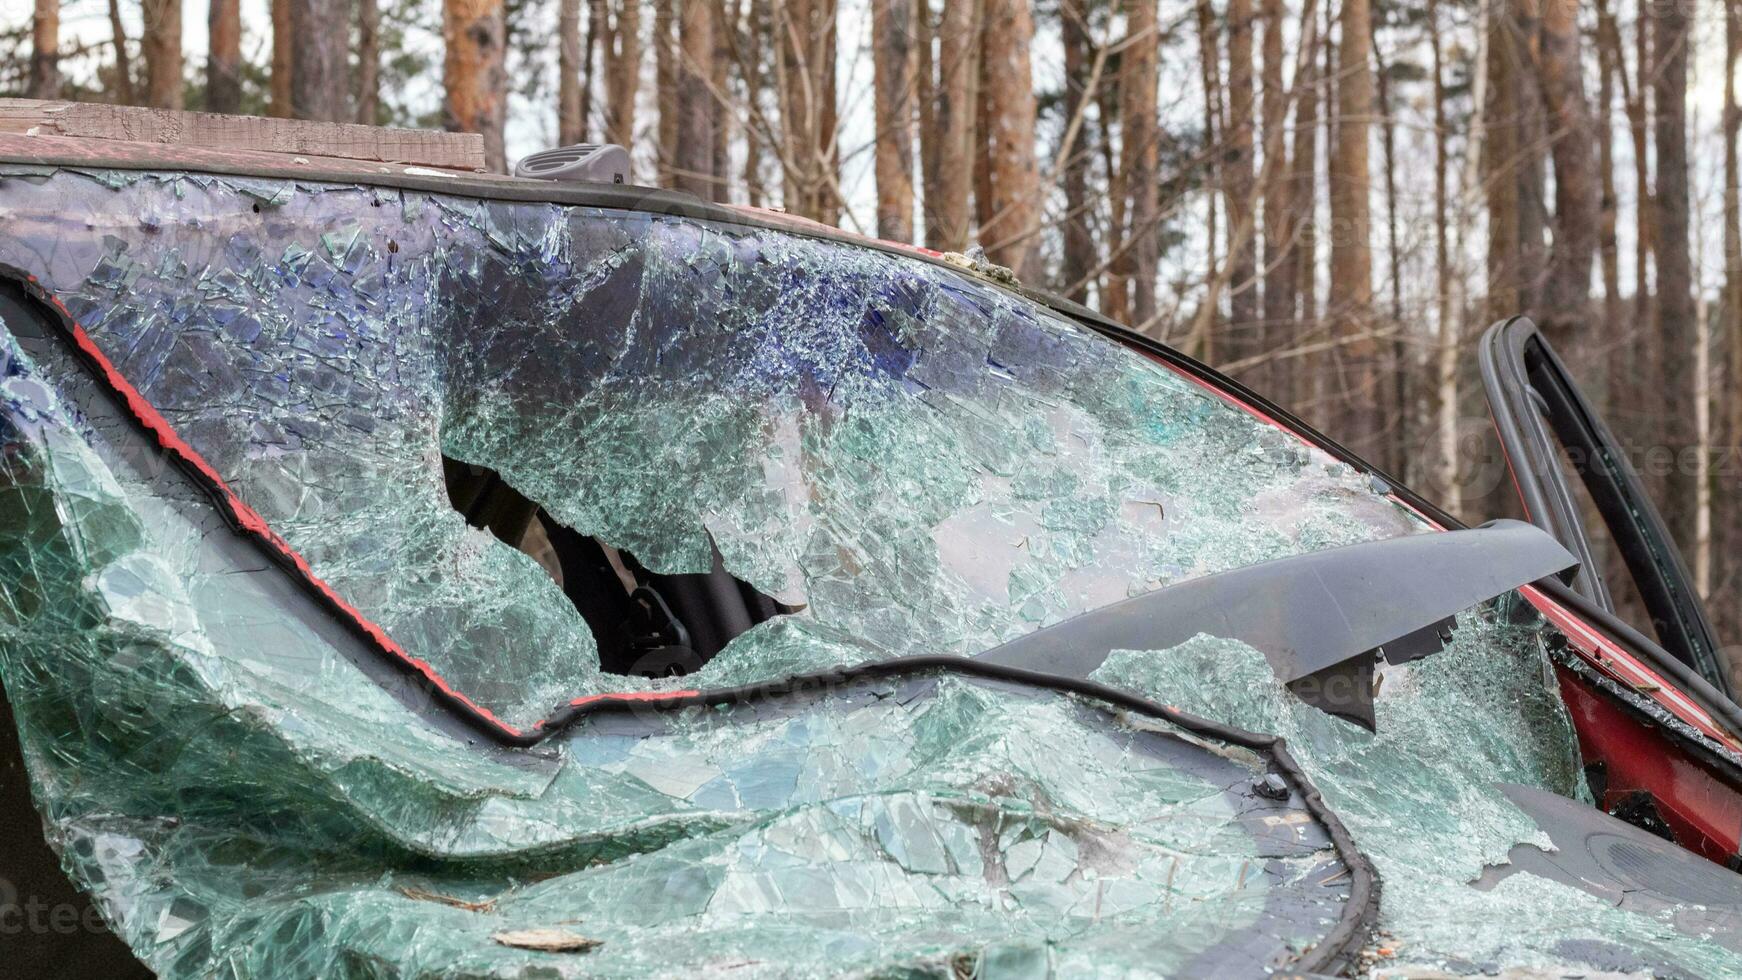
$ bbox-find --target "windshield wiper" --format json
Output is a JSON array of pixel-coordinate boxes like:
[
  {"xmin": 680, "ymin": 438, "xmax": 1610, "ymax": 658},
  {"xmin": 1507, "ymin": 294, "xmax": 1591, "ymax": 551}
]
[{"xmin": 974, "ymin": 520, "xmax": 1577, "ymax": 730}]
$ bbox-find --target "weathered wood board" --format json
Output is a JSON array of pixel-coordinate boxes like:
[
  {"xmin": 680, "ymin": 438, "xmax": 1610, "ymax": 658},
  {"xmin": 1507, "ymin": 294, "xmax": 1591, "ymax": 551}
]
[{"xmin": 0, "ymin": 99, "xmax": 487, "ymax": 172}]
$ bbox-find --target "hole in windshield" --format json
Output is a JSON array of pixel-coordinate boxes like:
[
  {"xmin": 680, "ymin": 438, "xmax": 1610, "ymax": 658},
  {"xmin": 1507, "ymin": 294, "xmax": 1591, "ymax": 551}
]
[{"xmin": 441, "ymin": 456, "xmax": 791, "ymax": 678}]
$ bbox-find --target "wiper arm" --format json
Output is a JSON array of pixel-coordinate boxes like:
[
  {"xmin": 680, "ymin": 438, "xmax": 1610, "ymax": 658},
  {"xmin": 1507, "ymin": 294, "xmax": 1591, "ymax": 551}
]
[{"xmin": 974, "ymin": 520, "xmax": 1577, "ymax": 731}]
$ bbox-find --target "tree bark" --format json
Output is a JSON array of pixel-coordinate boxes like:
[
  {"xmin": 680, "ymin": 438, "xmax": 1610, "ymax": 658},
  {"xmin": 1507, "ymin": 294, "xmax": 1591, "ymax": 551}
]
[
  {"xmin": 207, "ymin": 0, "xmax": 241, "ymax": 113},
  {"xmin": 1059, "ymin": 0, "xmax": 1094, "ymax": 304},
  {"xmin": 356, "ymin": 0, "xmax": 380, "ymax": 122},
  {"xmin": 607, "ymin": 0, "xmax": 643, "ymax": 148},
  {"xmin": 1223, "ymin": 0, "xmax": 1258, "ymax": 362},
  {"xmin": 1532, "ymin": 0, "xmax": 1597, "ymax": 349},
  {"xmin": 872, "ymin": 0, "xmax": 917, "ymax": 242},
  {"xmin": 1191, "ymin": 0, "xmax": 1224, "ymax": 350},
  {"xmin": 270, "ymin": 0, "xmax": 291, "ymax": 116},
  {"xmin": 109, "ymin": 0, "xmax": 136, "ymax": 104},
  {"xmin": 1722, "ymin": 0, "xmax": 1742, "ymax": 643},
  {"xmin": 1428, "ymin": 0, "xmax": 1458, "ymax": 512},
  {"xmin": 1288, "ymin": 5, "xmax": 1320, "ymax": 382},
  {"xmin": 918, "ymin": 0, "xmax": 940, "ymax": 245},
  {"xmin": 1328, "ymin": 0, "xmax": 1375, "ymax": 455},
  {"xmin": 292, "ymin": 0, "xmax": 349, "ymax": 121},
  {"xmin": 1258, "ymin": 0, "xmax": 1289, "ymax": 395},
  {"xmin": 1120, "ymin": 0, "xmax": 1160, "ymax": 325},
  {"xmin": 559, "ymin": 0, "xmax": 585, "ymax": 143},
  {"xmin": 444, "ymin": 0, "xmax": 508, "ymax": 171},
  {"xmin": 977, "ymin": 0, "xmax": 1040, "ymax": 278},
  {"xmin": 656, "ymin": 0, "xmax": 678, "ymax": 185},
  {"xmin": 1650, "ymin": 0, "xmax": 1697, "ymax": 551},
  {"xmin": 929, "ymin": 0, "xmax": 979, "ymax": 250},
  {"xmin": 744, "ymin": 0, "xmax": 770, "ymax": 205},
  {"xmin": 1372, "ymin": 23, "xmax": 1405, "ymax": 476},
  {"xmin": 142, "ymin": 0, "xmax": 184, "ymax": 109},
  {"xmin": 29, "ymin": 0, "xmax": 59, "ymax": 100},
  {"xmin": 712, "ymin": 0, "xmax": 734, "ymax": 203},
  {"xmin": 1597, "ymin": 1, "xmax": 1621, "ymax": 373},
  {"xmin": 675, "ymin": 0, "xmax": 716, "ymax": 197}
]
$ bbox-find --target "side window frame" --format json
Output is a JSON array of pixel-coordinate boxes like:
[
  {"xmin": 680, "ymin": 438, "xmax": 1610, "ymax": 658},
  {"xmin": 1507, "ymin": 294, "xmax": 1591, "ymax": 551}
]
[{"xmin": 1479, "ymin": 316, "xmax": 1733, "ymax": 699}]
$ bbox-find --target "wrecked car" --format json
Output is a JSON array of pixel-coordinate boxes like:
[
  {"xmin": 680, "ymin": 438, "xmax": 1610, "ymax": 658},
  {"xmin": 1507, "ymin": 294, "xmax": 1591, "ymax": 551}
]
[{"xmin": 2, "ymin": 129, "xmax": 1742, "ymax": 979}]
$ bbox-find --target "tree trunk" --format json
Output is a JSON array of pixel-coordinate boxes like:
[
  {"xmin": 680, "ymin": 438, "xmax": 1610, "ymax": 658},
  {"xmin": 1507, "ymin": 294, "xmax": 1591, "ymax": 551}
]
[
  {"xmin": 918, "ymin": 0, "xmax": 941, "ymax": 245},
  {"xmin": 655, "ymin": 0, "xmax": 677, "ymax": 185},
  {"xmin": 108, "ymin": 0, "xmax": 136, "ymax": 104},
  {"xmin": 1258, "ymin": 0, "xmax": 1289, "ymax": 396},
  {"xmin": 559, "ymin": 0, "xmax": 584, "ymax": 143},
  {"xmin": 1223, "ymin": 0, "xmax": 1258, "ymax": 364},
  {"xmin": 1722, "ymin": 0, "xmax": 1742, "ymax": 645},
  {"xmin": 1483, "ymin": 3, "xmax": 1520, "ymax": 323},
  {"xmin": 1650, "ymin": 0, "xmax": 1697, "ymax": 552},
  {"xmin": 675, "ymin": 0, "xmax": 715, "ymax": 197},
  {"xmin": 207, "ymin": 0, "xmax": 242, "ymax": 112},
  {"xmin": 1121, "ymin": 0, "xmax": 1159, "ymax": 325},
  {"xmin": 1288, "ymin": 5, "xmax": 1320, "ymax": 398},
  {"xmin": 608, "ymin": 0, "xmax": 643, "ymax": 149},
  {"xmin": 744, "ymin": 0, "xmax": 770, "ymax": 205},
  {"xmin": 29, "ymin": 0, "xmax": 59, "ymax": 100},
  {"xmin": 142, "ymin": 0, "xmax": 184, "ymax": 109},
  {"xmin": 270, "ymin": 0, "xmax": 291, "ymax": 116},
  {"xmin": 1191, "ymin": 0, "xmax": 1222, "ymax": 348},
  {"xmin": 1372, "ymin": 24, "xmax": 1405, "ymax": 476},
  {"xmin": 1532, "ymin": 0, "xmax": 1597, "ymax": 349},
  {"xmin": 712, "ymin": 0, "xmax": 734, "ymax": 203},
  {"xmin": 1328, "ymin": 0, "xmax": 1375, "ymax": 455},
  {"xmin": 1427, "ymin": 0, "xmax": 1458, "ymax": 513},
  {"xmin": 977, "ymin": 0, "xmax": 1040, "ymax": 278},
  {"xmin": 292, "ymin": 0, "xmax": 350, "ymax": 121},
  {"xmin": 444, "ymin": 0, "xmax": 508, "ymax": 171},
  {"xmin": 1597, "ymin": 2, "xmax": 1621, "ymax": 379},
  {"xmin": 873, "ymin": 0, "xmax": 917, "ymax": 242},
  {"xmin": 929, "ymin": 0, "xmax": 979, "ymax": 250},
  {"xmin": 1059, "ymin": 0, "xmax": 1094, "ymax": 304},
  {"xmin": 356, "ymin": 0, "xmax": 380, "ymax": 122}
]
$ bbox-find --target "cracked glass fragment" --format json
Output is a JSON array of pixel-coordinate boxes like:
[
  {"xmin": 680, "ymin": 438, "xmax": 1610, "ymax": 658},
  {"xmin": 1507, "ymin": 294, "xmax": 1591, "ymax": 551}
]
[{"xmin": 0, "ymin": 166, "xmax": 1737, "ymax": 977}]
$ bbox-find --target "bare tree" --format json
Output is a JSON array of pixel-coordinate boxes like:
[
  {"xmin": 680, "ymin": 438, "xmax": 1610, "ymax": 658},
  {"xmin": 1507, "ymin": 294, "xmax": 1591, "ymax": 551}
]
[
  {"xmin": 1532, "ymin": 0, "xmax": 1598, "ymax": 348},
  {"xmin": 109, "ymin": 0, "xmax": 136, "ymax": 104},
  {"xmin": 675, "ymin": 0, "xmax": 716, "ymax": 197},
  {"xmin": 1059, "ymin": 0, "xmax": 1095, "ymax": 304},
  {"xmin": 1120, "ymin": 0, "xmax": 1160, "ymax": 325},
  {"xmin": 928, "ymin": 0, "xmax": 979, "ymax": 250},
  {"xmin": 978, "ymin": 0, "xmax": 1040, "ymax": 277},
  {"xmin": 1223, "ymin": 0, "xmax": 1258, "ymax": 361},
  {"xmin": 208, "ymin": 0, "xmax": 243, "ymax": 113},
  {"xmin": 1258, "ymin": 0, "xmax": 1290, "ymax": 395},
  {"xmin": 559, "ymin": 0, "xmax": 584, "ymax": 143},
  {"xmin": 270, "ymin": 0, "xmax": 291, "ymax": 116},
  {"xmin": 873, "ymin": 0, "xmax": 917, "ymax": 242},
  {"xmin": 292, "ymin": 0, "xmax": 351, "ymax": 121},
  {"xmin": 1651, "ymin": 0, "xmax": 1697, "ymax": 550},
  {"xmin": 1282, "ymin": 0, "xmax": 1320, "ymax": 407},
  {"xmin": 142, "ymin": 0, "xmax": 184, "ymax": 109},
  {"xmin": 1327, "ymin": 0, "xmax": 1375, "ymax": 454},
  {"xmin": 29, "ymin": 0, "xmax": 59, "ymax": 100},
  {"xmin": 656, "ymin": 0, "xmax": 678, "ymax": 184},
  {"xmin": 445, "ymin": 0, "xmax": 509, "ymax": 170},
  {"xmin": 357, "ymin": 0, "xmax": 380, "ymax": 122},
  {"xmin": 606, "ymin": 0, "xmax": 643, "ymax": 148}
]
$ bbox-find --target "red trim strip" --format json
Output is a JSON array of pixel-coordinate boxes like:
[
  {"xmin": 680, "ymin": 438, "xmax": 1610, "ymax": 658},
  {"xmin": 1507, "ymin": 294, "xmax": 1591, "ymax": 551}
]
[{"xmin": 17, "ymin": 274, "xmax": 698, "ymax": 741}]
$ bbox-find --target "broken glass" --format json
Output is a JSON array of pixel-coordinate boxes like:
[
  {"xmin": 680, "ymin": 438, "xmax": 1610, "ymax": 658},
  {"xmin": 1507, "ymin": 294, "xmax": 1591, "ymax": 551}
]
[{"xmin": 0, "ymin": 165, "xmax": 1737, "ymax": 976}]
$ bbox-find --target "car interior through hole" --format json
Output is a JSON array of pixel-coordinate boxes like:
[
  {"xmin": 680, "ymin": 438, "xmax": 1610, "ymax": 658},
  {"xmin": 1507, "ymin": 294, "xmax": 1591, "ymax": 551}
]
[{"xmin": 441, "ymin": 457, "xmax": 795, "ymax": 678}]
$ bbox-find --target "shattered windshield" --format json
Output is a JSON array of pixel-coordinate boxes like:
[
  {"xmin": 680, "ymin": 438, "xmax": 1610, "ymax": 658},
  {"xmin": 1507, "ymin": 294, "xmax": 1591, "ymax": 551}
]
[{"xmin": 2, "ymin": 166, "xmax": 1740, "ymax": 977}]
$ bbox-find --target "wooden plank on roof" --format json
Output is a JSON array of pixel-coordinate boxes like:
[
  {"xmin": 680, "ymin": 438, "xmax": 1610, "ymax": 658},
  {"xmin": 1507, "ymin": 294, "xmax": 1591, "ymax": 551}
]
[{"xmin": 0, "ymin": 99, "xmax": 488, "ymax": 173}]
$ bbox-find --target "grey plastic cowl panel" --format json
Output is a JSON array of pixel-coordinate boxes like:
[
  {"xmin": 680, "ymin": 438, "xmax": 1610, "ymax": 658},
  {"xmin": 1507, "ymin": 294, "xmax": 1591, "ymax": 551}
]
[{"xmin": 976, "ymin": 519, "xmax": 1578, "ymax": 728}]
